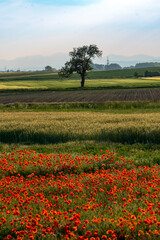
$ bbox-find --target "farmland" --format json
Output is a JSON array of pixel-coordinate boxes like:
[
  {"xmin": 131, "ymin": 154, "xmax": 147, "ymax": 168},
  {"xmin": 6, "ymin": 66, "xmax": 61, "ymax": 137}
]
[
  {"xmin": 1, "ymin": 69, "xmax": 160, "ymax": 91},
  {"xmin": 1, "ymin": 76, "xmax": 160, "ymax": 90},
  {"xmin": 1, "ymin": 66, "xmax": 160, "ymax": 79},
  {"xmin": 0, "ymin": 69, "xmax": 160, "ymax": 239},
  {"xmin": 1, "ymin": 111, "xmax": 160, "ymax": 145},
  {"xmin": 1, "ymin": 88, "xmax": 160, "ymax": 104}
]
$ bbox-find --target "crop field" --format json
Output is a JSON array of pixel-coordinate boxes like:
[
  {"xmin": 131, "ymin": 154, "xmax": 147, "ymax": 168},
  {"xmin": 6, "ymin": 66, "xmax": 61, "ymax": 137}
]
[
  {"xmin": 1, "ymin": 66, "xmax": 160, "ymax": 79},
  {"xmin": 1, "ymin": 88, "xmax": 160, "ymax": 104},
  {"xmin": 1, "ymin": 78, "xmax": 160, "ymax": 90},
  {"xmin": 1, "ymin": 112, "xmax": 160, "ymax": 145}
]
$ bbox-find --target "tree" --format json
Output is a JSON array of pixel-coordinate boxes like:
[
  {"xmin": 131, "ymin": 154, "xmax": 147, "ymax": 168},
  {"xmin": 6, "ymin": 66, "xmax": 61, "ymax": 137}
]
[
  {"xmin": 134, "ymin": 71, "xmax": 139, "ymax": 78},
  {"xmin": 45, "ymin": 66, "xmax": 53, "ymax": 72},
  {"xmin": 59, "ymin": 44, "xmax": 102, "ymax": 87}
]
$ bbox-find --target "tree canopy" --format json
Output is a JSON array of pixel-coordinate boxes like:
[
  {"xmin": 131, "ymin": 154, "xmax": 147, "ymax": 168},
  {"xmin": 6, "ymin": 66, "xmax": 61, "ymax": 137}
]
[
  {"xmin": 45, "ymin": 66, "xmax": 53, "ymax": 72},
  {"xmin": 59, "ymin": 44, "xmax": 102, "ymax": 87}
]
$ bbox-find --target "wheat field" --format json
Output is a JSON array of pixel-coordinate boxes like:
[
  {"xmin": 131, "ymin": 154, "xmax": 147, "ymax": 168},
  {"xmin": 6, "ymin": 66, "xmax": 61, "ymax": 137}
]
[{"xmin": 0, "ymin": 112, "xmax": 160, "ymax": 144}]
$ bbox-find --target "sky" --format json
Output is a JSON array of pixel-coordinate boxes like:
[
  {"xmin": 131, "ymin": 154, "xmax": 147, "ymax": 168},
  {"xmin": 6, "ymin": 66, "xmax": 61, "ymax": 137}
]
[{"xmin": 0, "ymin": 0, "xmax": 160, "ymax": 60}]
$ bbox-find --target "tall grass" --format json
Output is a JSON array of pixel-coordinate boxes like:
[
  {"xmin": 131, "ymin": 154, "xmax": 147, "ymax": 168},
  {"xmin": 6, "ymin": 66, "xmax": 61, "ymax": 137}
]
[
  {"xmin": 1, "ymin": 101, "xmax": 160, "ymax": 112},
  {"xmin": 0, "ymin": 112, "xmax": 160, "ymax": 144}
]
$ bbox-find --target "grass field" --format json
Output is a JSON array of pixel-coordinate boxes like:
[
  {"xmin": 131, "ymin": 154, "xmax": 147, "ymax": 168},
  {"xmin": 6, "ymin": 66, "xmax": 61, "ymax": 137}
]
[
  {"xmin": 1, "ymin": 68, "xmax": 160, "ymax": 91},
  {"xmin": 1, "ymin": 66, "xmax": 160, "ymax": 79},
  {"xmin": 1, "ymin": 78, "xmax": 160, "ymax": 90},
  {"xmin": 1, "ymin": 101, "xmax": 160, "ymax": 113}
]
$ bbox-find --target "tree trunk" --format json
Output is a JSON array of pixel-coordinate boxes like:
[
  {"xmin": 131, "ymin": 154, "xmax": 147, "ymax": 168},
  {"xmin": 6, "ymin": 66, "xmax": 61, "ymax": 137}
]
[{"xmin": 81, "ymin": 74, "xmax": 85, "ymax": 87}]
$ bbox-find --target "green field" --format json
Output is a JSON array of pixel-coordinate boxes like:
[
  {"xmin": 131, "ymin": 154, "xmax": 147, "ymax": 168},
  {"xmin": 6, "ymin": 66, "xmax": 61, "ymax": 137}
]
[
  {"xmin": 0, "ymin": 101, "xmax": 160, "ymax": 113},
  {"xmin": 1, "ymin": 68, "xmax": 160, "ymax": 90},
  {"xmin": 1, "ymin": 66, "xmax": 160, "ymax": 79},
  {"xmin": 1, "ymin": 77, "xmax": 160, "ymax": 90}
]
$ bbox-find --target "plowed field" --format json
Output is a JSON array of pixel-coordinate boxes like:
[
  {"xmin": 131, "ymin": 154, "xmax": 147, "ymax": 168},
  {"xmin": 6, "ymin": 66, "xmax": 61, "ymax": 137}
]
[{"xmin": 1, "ymin": 88, "xmax": 160, "ymax": 104}]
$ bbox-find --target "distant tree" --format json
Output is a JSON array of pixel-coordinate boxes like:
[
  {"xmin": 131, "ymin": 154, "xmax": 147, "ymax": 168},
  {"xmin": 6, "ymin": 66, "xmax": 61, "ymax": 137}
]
[
  {"xmin": 104, "ymin": 63, "xmax": 122, "ymax": 70},
  {"xmin": 135, "ymin": 62, "xmax": 160, "ymax": 68},
  {"xmin": 144, "ymin": 70, "xmax": 160, "ymax": 77},
  {"xmin": 144, "ymin": 70, "xmax": 149, "ymax": 77},
  {"xmin": 134, "ymin": 71, "xmax": 139, "ymax": 78},
  {"xmin": 45, "ymin": 66, "xmax": 53, "ymax": 72},
  {"xmin": 91, "ymin": 63, "xmax": 105, "ymax": 71},
  {"xmin": 59, "ymin": 44, "xmax": 102, "ymax": 87}
]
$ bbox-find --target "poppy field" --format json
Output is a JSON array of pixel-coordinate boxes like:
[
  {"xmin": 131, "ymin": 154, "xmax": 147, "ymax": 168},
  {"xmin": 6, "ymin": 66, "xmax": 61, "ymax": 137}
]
[{"xmin": 0, "ymin": 149, "xmax": 159, "ymax": 240}]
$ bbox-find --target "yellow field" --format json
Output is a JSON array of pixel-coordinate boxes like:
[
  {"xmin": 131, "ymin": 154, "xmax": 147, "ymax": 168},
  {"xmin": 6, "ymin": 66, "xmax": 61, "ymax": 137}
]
[
  {"xmin": 1, "ymin": 77, "xmax": 160, "ymax": 89},
  {"xmin": 0, "ymin": 112, "xmax": 160, "ymax": 144},
  {"xmin": 142, "ymin": 76, "xmax": 160, "ymax": 80}
]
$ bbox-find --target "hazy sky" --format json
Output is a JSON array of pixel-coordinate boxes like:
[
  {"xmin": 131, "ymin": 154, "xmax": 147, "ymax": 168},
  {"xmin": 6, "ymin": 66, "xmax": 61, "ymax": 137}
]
[{"xmin": 1, "ymin": 0, "xmax": 160, "ymax": 60}]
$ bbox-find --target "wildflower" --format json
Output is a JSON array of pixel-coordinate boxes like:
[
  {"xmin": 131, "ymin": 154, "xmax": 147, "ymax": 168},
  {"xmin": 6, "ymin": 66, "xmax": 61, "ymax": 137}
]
[
  {"xmin": 106, "ymin": 230, "xmax": 114, "ymax": 235},
  {"xmin": 86, "ymin": 231, "xmax": 92, "ymax": 236}
]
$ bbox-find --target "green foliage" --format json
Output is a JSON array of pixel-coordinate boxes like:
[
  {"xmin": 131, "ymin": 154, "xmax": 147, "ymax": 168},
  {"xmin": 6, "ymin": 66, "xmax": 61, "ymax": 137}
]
[
  {"xmin": 45, "ymin": 65, "xmax": 55, "ymax": 72},
  {"xmin": 134, "ymin": 71, "xmax": 139, "ymax": 77},
  {"xmin": 135, "ymin": 62, "xmax": 160, "ymax": 68},
  {"xmin": 1, "ymin": 101, "xmax": 160, "ymax": 113},
  {"xmin": 59, "ymin": 44, "xmax": 102, "ymax": 87}
]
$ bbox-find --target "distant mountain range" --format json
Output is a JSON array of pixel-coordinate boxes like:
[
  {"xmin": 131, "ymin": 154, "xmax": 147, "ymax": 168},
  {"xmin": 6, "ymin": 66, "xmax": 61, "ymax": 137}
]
[
  {"xmin": 1, "ymin": 53, "xmax": 160, "ymax": 71},
  {"xmin": 0, "ymin": 53, "xmax": 69, "ymax": 71}
]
